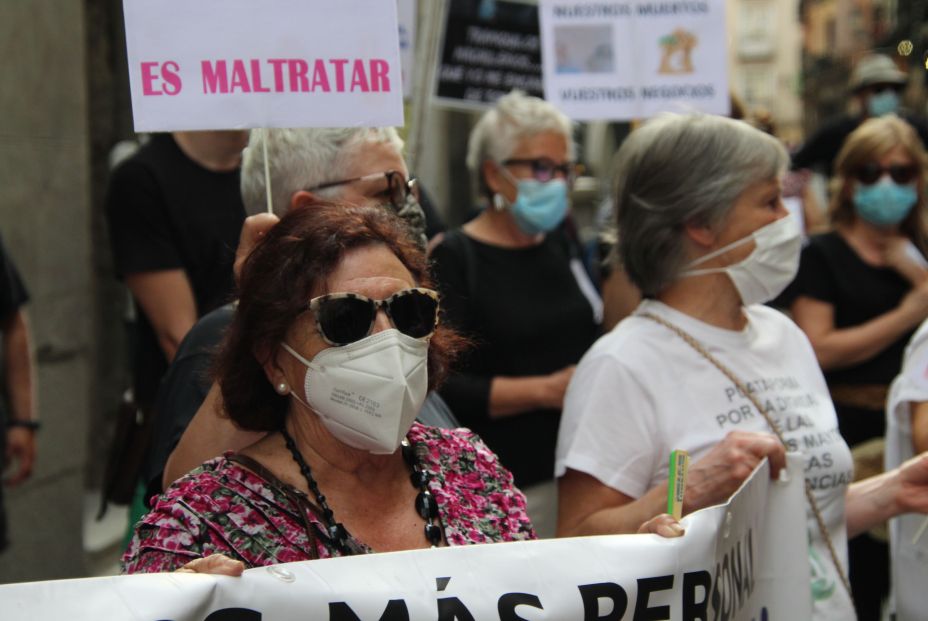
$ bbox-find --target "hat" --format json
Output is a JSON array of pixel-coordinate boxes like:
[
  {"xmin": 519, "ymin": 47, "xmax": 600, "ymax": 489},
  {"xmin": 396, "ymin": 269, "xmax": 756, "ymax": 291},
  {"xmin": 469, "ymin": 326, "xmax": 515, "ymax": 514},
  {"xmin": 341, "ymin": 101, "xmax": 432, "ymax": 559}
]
[{"xmin": 849, "ymin": 54, "xmax": 907, "ymax": 92}]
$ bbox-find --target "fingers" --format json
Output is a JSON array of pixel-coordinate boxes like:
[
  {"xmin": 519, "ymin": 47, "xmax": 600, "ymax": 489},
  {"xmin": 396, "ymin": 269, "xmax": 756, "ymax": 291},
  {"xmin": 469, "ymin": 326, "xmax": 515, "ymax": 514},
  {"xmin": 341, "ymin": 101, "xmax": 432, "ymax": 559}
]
[
  {"xmin": 176, "ymin": 554, "xmax": 245, "ymax": 576},
  {"xmin": 3, "ymin": 429, "xmax": 35, "ymax": 487},
  {"xmin": 234, "ymin": 213, "xmax": 280, "ymax": 283},
  {"xmin": 638, "ymin": 513, "xmax": 685, "ymax": 538}
]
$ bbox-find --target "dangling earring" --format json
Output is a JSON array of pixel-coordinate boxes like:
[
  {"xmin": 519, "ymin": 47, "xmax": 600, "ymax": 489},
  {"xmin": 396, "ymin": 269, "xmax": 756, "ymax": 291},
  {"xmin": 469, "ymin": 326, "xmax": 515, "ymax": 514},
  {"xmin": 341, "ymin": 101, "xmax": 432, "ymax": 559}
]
[
  {"xmin": 492, "ymin": 193, "xmax": 508, "ymax": 211},
  {"xmin": 275, "ymin": 381, "xmax": 290, "ymax": 395}
]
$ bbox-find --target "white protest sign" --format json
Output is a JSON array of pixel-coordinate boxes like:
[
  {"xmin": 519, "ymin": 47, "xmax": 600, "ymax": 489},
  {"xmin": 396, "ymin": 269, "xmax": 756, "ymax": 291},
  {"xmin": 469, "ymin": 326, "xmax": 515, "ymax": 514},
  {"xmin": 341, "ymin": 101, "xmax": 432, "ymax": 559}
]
[
  {"xmin": 0, "ymin": 456, "xmax": 811, "ymax": 621},
  {"xmin": 539, "ymin": 0, "xmax": 729, "ymax": 120},
  {"xmin": 123, "ymin": 0, "xmax": 404, "ymax": 131},
  {"xmin": 397, "ymin": 0, "xmax": 417, "ymax": 99}
]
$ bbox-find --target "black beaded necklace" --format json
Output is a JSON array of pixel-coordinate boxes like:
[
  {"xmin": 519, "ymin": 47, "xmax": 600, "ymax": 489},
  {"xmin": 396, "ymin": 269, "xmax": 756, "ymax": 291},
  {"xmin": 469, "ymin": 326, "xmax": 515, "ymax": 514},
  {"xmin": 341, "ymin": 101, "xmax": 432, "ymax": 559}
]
[{"xmin": 280, "ymin": 427, "xmax": 443, "ymax": 555}]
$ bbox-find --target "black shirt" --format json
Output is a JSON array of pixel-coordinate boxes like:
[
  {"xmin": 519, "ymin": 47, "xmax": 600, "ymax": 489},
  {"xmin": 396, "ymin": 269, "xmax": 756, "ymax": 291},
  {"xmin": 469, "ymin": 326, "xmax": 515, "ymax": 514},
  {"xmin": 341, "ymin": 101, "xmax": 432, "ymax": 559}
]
[
  {"xmin": 430, "ymin": 228, "xmax": 601, "ymax": 488},
  {"xmin": 104, "ymin": 134, "xmax": 245, "ymax": 404}
]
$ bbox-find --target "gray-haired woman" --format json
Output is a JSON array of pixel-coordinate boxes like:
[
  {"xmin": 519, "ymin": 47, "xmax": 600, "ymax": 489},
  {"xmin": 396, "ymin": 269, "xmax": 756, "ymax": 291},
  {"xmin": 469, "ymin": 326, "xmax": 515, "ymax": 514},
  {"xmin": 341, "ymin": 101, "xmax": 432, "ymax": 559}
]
[
  {"xmin": 555, "ymin": 114, "xmax": 928, "ymax": 620},
  {"xmin": 430, "ymin": 91, "xmax": 602, "ymax": 538}
]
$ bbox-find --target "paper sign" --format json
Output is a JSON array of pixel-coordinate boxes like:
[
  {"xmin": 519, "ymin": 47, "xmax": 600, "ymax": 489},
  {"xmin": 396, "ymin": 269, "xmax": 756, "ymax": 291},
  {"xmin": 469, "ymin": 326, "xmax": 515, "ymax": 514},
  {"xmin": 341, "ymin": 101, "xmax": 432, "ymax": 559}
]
[
  {"xmin": 397, "ymin": 0, "xmax": 417, "ymax": 98},
  {"xmin": 0, "ymin": 456, "xmax": 814, "ymax": 620},
  {"xmin": 539, "ymin": 0, "xmax": 730, "ymax": 120},
  {"xmin": 123, "ymin": 0, "xmax": 405, "ymax": 131},
  {"xmin": 434, "ymin": 0, "xmax": 543, "ymax": 109}
]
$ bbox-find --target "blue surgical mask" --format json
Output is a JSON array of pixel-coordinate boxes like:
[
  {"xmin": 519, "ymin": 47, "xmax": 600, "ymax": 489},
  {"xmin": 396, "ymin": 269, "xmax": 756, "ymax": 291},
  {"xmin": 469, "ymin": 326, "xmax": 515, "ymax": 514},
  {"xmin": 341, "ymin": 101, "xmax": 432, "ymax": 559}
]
[
  {"xmin": 497, "ymin": 168, "xmax": 569, "ymax": 235},
  {"xmin": 868, "ymin": 90, "xmax": 900, "ymax": 117},
  {"xmin": 853, "ymin": 178, "xmax": 918, "ymax": 226}
]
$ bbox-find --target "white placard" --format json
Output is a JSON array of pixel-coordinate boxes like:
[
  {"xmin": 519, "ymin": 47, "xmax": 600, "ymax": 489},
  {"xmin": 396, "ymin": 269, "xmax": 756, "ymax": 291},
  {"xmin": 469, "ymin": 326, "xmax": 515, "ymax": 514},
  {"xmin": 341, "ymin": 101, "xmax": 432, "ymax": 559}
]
[
  {"xmin": 539, "ymin": 0, "xmax": 730, "ymax": 121},
  {"xmin": 0, "ymin": 456, "xmax": 812, "ymax": 620},
  {"xmin": 397, "ymin": 0, "xmax": 417, "ymax": 99},
  {"xmin": 123, "ymin": 0, "xmax": 405, "ymax": 131}
]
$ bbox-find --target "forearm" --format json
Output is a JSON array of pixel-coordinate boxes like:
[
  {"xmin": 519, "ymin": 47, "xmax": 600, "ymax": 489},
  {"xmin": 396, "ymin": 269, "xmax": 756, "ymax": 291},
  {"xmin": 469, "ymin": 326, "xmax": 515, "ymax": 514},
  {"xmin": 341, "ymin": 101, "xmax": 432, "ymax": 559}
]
[
  {"xmin": 558, "ymin": 483, "xmax": 668, "ymax": 537},
  {"xmin": 3, "ymin": 310, "xmax": 35, "ymax": 423},
  {"xmin": 845, "ymin": 471, "xmax": 900, "ymax": 539},
  {"xmin": 488, "ymin": 375, "xmax": 555, "ymax": 419},
  {"xmin": 812, "ymin": 307, "xmax": 919, "ymax": 371}
]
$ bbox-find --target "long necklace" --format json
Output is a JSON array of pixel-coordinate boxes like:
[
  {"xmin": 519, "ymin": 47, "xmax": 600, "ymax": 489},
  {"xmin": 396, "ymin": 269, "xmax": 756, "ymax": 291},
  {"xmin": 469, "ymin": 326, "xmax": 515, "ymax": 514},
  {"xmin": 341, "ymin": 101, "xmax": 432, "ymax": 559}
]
[{"xmin": 280, "ymin": 427, "xmax": 443, "ymax": 555}]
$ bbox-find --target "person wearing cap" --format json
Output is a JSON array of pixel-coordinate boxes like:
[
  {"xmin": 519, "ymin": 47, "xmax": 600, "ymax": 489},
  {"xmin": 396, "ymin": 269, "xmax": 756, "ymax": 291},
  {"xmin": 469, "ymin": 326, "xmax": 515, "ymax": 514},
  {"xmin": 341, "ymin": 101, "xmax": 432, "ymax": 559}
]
[{"xmin": 792, "ymin": 53, "xmax": 928, "ymax": 175}]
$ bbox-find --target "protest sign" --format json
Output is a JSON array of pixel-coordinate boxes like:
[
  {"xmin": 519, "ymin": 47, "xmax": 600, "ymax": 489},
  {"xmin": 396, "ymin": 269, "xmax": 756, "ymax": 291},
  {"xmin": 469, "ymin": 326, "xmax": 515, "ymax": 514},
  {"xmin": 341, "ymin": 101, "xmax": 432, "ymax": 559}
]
[
  {"xmin": 434, "ymin": 0, "xmax": 543, "ymax": 109},
  {"xmin": 398, "ymin": 0, "xmax": 417, "ymax": 99},
  {"xmin": 539, "ymin": 0, "xmax": 729, "ymax": 120},
  {"xmin": 123, "ymin": 0, "xmax": 404, "ymax": 131},
  {"xmin": 0, "ymin": 456, "xmax": 812, "ymax": 621}
]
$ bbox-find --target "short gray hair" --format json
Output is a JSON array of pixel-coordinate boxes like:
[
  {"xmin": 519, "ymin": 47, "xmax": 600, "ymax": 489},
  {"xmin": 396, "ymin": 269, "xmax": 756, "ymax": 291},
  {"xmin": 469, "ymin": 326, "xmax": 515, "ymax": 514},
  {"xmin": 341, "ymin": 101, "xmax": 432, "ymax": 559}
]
[
  {"xmin": 613, "ymin": 114, "xmax": 788, "ymax": 296},
  {"xmin": 466, "ymin": 90, "xmax": 575, "ymax": 196},
  {"xmin": 241, "ymin": 127, "xmax": 404, "ymax": 216}
]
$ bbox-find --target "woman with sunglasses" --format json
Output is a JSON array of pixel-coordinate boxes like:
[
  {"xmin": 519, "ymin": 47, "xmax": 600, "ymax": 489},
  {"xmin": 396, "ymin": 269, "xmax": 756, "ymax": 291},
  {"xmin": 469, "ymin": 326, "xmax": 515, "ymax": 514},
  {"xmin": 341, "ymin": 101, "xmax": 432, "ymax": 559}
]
[
  {"xmin": 785, "ymin": 114, "xmax": 928, "ymax": 617},
  {"xmin": 122, "ymin": 202, "xmax": 542, "ymax": 572},
  {"xmin": 429, "ymin": 90, "xmax": 602, "ymax": 538}
]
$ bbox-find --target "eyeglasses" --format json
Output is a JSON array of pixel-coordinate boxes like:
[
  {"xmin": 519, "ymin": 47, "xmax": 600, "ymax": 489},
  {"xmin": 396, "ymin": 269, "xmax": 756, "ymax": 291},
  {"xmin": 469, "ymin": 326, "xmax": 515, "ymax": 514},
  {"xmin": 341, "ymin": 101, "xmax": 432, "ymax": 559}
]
[
  {"xmin": 307, "ymin": 170, "xmax": 418, "ymax": 211},
  {"xmin": 854, "ymin": 162, "xmax": 919, "ymax": 185},
  {"xmin": 502, "ymin": 158, "xmax": 577, "ymax": 185},
  {"xmin": 308, "ymin": 288, "xmax": 439, "ymax": 346}
]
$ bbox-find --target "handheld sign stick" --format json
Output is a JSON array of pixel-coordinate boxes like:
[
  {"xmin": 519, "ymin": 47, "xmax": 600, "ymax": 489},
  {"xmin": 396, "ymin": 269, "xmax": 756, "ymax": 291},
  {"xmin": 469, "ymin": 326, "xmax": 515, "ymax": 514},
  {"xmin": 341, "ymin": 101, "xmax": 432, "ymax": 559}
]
[
  {"xmin": 262, "ymin": 131, "xmax": 273, "ymax": 214},
  {"xmin": 667, "ymin": 449, "xmax": 689, "ymax": 520},
  {"xmin": 912, "ymin": 515, "xmax": 928, "ymax": 545}
]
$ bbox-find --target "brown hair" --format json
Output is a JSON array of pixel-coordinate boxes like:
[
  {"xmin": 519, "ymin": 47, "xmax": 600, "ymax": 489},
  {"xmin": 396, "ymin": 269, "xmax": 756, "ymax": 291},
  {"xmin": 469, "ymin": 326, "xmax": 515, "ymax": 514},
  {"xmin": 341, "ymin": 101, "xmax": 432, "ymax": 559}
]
[
  {"xmin": 831, "ymin": 115, "xmax": 928, "ymax": 254},
  {"xmin": 214, "ymin": 202, "xmax": 466, "ymax": 431}
]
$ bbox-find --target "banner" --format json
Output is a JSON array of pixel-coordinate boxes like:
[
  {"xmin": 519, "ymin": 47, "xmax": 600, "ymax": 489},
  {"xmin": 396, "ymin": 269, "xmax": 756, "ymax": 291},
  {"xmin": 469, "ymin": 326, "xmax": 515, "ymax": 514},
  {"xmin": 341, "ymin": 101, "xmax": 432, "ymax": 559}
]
[
  {"xmin": 434, "ymin": 0, "xmax": 543, "ymax": 109},
  {"xmin": 123, "ymin": 0, "xmax": 404, "ymax": 131},
  {"xmin": 539, "ymin": 0, "xmax": 729, "ymax": 120},
  {"xmin": 0, "ymin": 456, "xmax": 811, "ymax": 620}
]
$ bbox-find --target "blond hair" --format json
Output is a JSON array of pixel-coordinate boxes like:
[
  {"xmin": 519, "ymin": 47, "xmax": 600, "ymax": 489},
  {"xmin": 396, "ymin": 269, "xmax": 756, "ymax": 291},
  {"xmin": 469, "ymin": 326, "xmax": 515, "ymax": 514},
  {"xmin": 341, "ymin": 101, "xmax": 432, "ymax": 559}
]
[{"xmin": 830, "ymin": 115, "xmax": 928, "ymax": 253}]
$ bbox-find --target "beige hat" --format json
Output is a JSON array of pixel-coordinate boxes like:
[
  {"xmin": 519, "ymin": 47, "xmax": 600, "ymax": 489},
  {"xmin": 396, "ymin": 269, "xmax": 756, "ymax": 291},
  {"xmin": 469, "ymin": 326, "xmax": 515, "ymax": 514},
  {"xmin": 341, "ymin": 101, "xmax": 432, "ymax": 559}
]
[{"xmin": 849, "ymin": 54, "xmax": 907, "ymax": 92}]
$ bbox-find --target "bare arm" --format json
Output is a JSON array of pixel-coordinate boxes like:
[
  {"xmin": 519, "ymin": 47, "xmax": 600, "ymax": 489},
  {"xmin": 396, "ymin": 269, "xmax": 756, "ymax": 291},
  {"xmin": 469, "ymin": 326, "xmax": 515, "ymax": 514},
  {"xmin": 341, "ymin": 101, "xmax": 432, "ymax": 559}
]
[
  {"xmin": 846, "ymin": 453, "xmax": 928, "ymax": 538},
  {"xmin": 3, "ymin": 309, "xmax": 36, "ymax": 486},
  {"xmin": 791, "ymin": 293, "xmax": 928, "ymax": 371},
  {"xmin": 557, "ymin": 431, "xmax": 786, "ymax": 537},
  {"xmin": 125, "ymin": 270, "xmax": 197, "ymax": 363},
  {"xmin": 488, "ymin": 366, "xmax": 575, "ymax": 419},
  {"xmin": 163, "ymin": 383, "xmax": 264, "ymax": 487}
]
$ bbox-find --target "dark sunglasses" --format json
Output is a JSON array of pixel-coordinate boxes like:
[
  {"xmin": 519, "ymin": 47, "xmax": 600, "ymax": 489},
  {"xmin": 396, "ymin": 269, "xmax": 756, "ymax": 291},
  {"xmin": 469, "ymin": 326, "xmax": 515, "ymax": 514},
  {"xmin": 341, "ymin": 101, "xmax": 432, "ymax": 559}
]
[
  {"xmin": 307, "ymin": 170, "xmax": 418, "ymax": 211},
  {"xmin": 503, "ymin": 157, "xmax": 577, "ymax": 185},
  {"xmin": 854, "ymin": 163, "xmax": 919, "ymax": 185},
  {"xmin": 308, "ymin": 288, "xmax": 439, "ymax": 346}
]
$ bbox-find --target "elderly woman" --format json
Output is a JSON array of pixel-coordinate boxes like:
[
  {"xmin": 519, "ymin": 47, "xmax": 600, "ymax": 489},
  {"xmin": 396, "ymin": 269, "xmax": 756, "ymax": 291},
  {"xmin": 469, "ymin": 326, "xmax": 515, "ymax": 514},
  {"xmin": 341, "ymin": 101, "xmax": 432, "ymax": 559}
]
[
  {"xmin": 555, "ymin": 114, "xmax": 928, "ymax": 620},
  {"xmin": 430, "ymin": 91, "xmax": 601, "ymax": 538},
  {"xmin": 785, "ymin": 115, "xmax": 928, "ymax": 617},
  {"xmin": 123, "ymin": 203, "xmax": 536, "ymax": 571}
]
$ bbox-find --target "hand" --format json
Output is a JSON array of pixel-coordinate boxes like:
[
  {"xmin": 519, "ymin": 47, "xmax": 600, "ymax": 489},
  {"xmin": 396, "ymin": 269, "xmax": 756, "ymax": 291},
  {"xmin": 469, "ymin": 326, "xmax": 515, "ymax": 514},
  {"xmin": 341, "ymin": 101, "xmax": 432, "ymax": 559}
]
[
  {"xmin": 638, "ymin": 513, "xmax": 685, "ymax": 538},
  {"xmin": 897, "ymin": 280, "xmax": 928, "ymax": 326},
  {"xmin": 541, "ymin": 365, "xmax": 576, "ymax": 409},
  {"xmin": 3, "ymin": 427, "xmax": 36, "ymax": 487},
  {"xmin": 890, "ymin": 453, "xmax": 928, "ymax": 516},
  {"xmin": 683, "ymin": 431, "xmax": 785, "ymax": 513},
  {"xmin": 176, "ymin": 553, "xmax": 245, "ymax": 576},
  {"xmin": 234, "ymin": 213, "xmax": 280, "ymax": 284}
]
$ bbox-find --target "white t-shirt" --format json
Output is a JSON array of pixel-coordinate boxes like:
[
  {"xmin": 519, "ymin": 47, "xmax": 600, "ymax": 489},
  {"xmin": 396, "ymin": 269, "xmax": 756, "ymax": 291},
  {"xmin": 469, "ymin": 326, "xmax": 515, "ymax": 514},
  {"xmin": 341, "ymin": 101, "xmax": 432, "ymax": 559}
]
[
  {"xmin": 556, "ymin": 299, "xmax": 855, "ymax": 621},
  {"xmin": 885, "ymin": 319, "xmax": 928, "ymax": 621}
]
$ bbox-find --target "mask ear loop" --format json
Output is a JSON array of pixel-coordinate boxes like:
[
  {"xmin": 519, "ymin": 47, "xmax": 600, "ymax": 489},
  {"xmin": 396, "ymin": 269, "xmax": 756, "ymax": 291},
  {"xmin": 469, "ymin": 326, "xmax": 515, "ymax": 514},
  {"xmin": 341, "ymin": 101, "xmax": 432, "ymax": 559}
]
[
  {"xmin": 491, "ymin": 162, "xmax": 517, "ymax": 211},
  {"xmin": 279, "ymin": 343, "xmax": 315, "ymax": 411}
]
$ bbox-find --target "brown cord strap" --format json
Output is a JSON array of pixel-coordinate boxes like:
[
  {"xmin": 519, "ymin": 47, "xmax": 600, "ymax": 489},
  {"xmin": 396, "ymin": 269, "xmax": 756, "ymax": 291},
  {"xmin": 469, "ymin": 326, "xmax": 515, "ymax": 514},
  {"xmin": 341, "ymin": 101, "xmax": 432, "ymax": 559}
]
[{"xmin": 638, "ymin": 312, "xmax": 854, "ymax": 605}]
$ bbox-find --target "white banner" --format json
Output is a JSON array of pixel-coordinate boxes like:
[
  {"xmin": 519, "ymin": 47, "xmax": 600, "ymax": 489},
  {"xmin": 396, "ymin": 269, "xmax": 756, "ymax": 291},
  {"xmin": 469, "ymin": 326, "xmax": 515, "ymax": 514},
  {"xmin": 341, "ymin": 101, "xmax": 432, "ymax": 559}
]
[
  {"xmin": 123, "ymin": 0, "xmax": 405, "ymax": 131},
  {"xmin": 0, "ymin": 457, "xmax": 809, "ymax": 620},
  {"xmin": 539, "ymin": 0, "xmax": 729, "ymax": 121}
]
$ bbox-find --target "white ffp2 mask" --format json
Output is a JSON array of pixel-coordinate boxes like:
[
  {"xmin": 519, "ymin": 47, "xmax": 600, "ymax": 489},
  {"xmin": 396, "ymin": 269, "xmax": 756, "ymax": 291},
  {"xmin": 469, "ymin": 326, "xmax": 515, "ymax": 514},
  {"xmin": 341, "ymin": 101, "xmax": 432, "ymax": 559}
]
[
  {"xmin": 281, "ymin": 329, "xmax": 429, "ymax": 454},
  {"xmin": 681, "ymin": 215, "xmax": 801, "ymax": 306}
]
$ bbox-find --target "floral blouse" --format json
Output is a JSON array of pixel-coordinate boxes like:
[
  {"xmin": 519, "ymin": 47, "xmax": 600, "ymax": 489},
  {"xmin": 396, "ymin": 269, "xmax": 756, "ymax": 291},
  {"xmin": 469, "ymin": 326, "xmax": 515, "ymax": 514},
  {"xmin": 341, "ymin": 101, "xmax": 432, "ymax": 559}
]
[{"xmin": 123, "ymin": 423, "xmax": 536, "ymax": 573}]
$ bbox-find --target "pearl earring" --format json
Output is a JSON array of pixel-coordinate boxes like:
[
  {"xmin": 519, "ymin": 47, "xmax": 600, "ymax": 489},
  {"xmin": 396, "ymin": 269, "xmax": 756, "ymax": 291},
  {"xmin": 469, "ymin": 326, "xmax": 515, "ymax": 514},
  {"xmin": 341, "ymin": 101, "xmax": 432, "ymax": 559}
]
[
  {"xmin": 492, "ymin": 193, "xmax": 508, "ymax": 211},
  {"xmin": 275, "ymin": 382, "xmax": 289, "ymax": 395}
]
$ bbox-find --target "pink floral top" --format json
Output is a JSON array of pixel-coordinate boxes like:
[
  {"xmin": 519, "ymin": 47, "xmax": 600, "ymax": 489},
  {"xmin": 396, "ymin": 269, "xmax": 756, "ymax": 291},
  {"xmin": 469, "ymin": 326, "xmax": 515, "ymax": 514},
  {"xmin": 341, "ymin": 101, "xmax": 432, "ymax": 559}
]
[{"xmin": 123, "ymin": 423, "xmax": 536, "ymax": 573}]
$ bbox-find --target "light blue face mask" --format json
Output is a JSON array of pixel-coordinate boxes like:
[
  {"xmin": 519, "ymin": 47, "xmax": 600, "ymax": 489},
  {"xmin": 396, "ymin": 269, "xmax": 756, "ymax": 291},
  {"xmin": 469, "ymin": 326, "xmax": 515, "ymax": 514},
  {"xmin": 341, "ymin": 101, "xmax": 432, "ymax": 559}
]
[
  {"xmin": 853, "ymin": 178, "xmax": 917, "ymax": 226},
  {"xmin": 868, "ymin": 90, "xmax": 900, "ymax": 117},
  {"xmin": 497, "ymin": 168, "xmax": 569, "ymax": 235}
]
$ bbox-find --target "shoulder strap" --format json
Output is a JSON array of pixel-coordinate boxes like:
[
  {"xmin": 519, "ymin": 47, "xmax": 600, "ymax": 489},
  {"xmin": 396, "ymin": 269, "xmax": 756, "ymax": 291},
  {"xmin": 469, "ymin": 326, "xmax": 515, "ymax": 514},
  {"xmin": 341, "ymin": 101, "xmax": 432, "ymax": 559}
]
[{"xmin": 638, "ymin": 311, "xmax": 854, "ymax": 607}]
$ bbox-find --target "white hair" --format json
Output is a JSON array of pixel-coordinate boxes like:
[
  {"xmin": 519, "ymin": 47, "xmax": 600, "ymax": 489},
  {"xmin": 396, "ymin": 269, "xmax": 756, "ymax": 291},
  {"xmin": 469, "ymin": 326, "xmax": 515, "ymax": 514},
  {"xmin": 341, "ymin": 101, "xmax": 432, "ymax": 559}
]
[
  {"xmin": 466, "ymin": 90, "xmax": 575, "ymax": 196},
  {"xmin": 241, "ymin": 127, "xmax": 405, "ymax": 216},
  {"xmin": 613, "ymin": 114, "xmax": 788, "ymax": 296}
]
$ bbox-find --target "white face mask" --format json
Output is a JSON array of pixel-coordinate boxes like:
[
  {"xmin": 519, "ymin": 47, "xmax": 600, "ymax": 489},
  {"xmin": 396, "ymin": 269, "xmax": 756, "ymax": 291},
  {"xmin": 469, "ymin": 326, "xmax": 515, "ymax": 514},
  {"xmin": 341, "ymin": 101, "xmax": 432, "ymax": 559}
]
[
  {"xmin": 281, "ymin": 329, "xmax": 429, "ymax": 455},
  {"xmin": 680, "ymin": 215, "xmax": 801, "ymax": 306}
]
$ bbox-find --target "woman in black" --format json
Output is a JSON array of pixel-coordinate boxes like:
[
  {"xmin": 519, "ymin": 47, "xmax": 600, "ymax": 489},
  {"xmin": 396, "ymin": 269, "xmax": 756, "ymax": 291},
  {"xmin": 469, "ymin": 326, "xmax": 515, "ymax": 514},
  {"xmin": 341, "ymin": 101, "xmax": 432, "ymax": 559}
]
[
  {"xmin": 788, "ymin": 115, "xmax": 928, "ymax": 619},
  {"xmin": 430, "ymin": 91, "xmax": 601, "ymax": 538}
]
